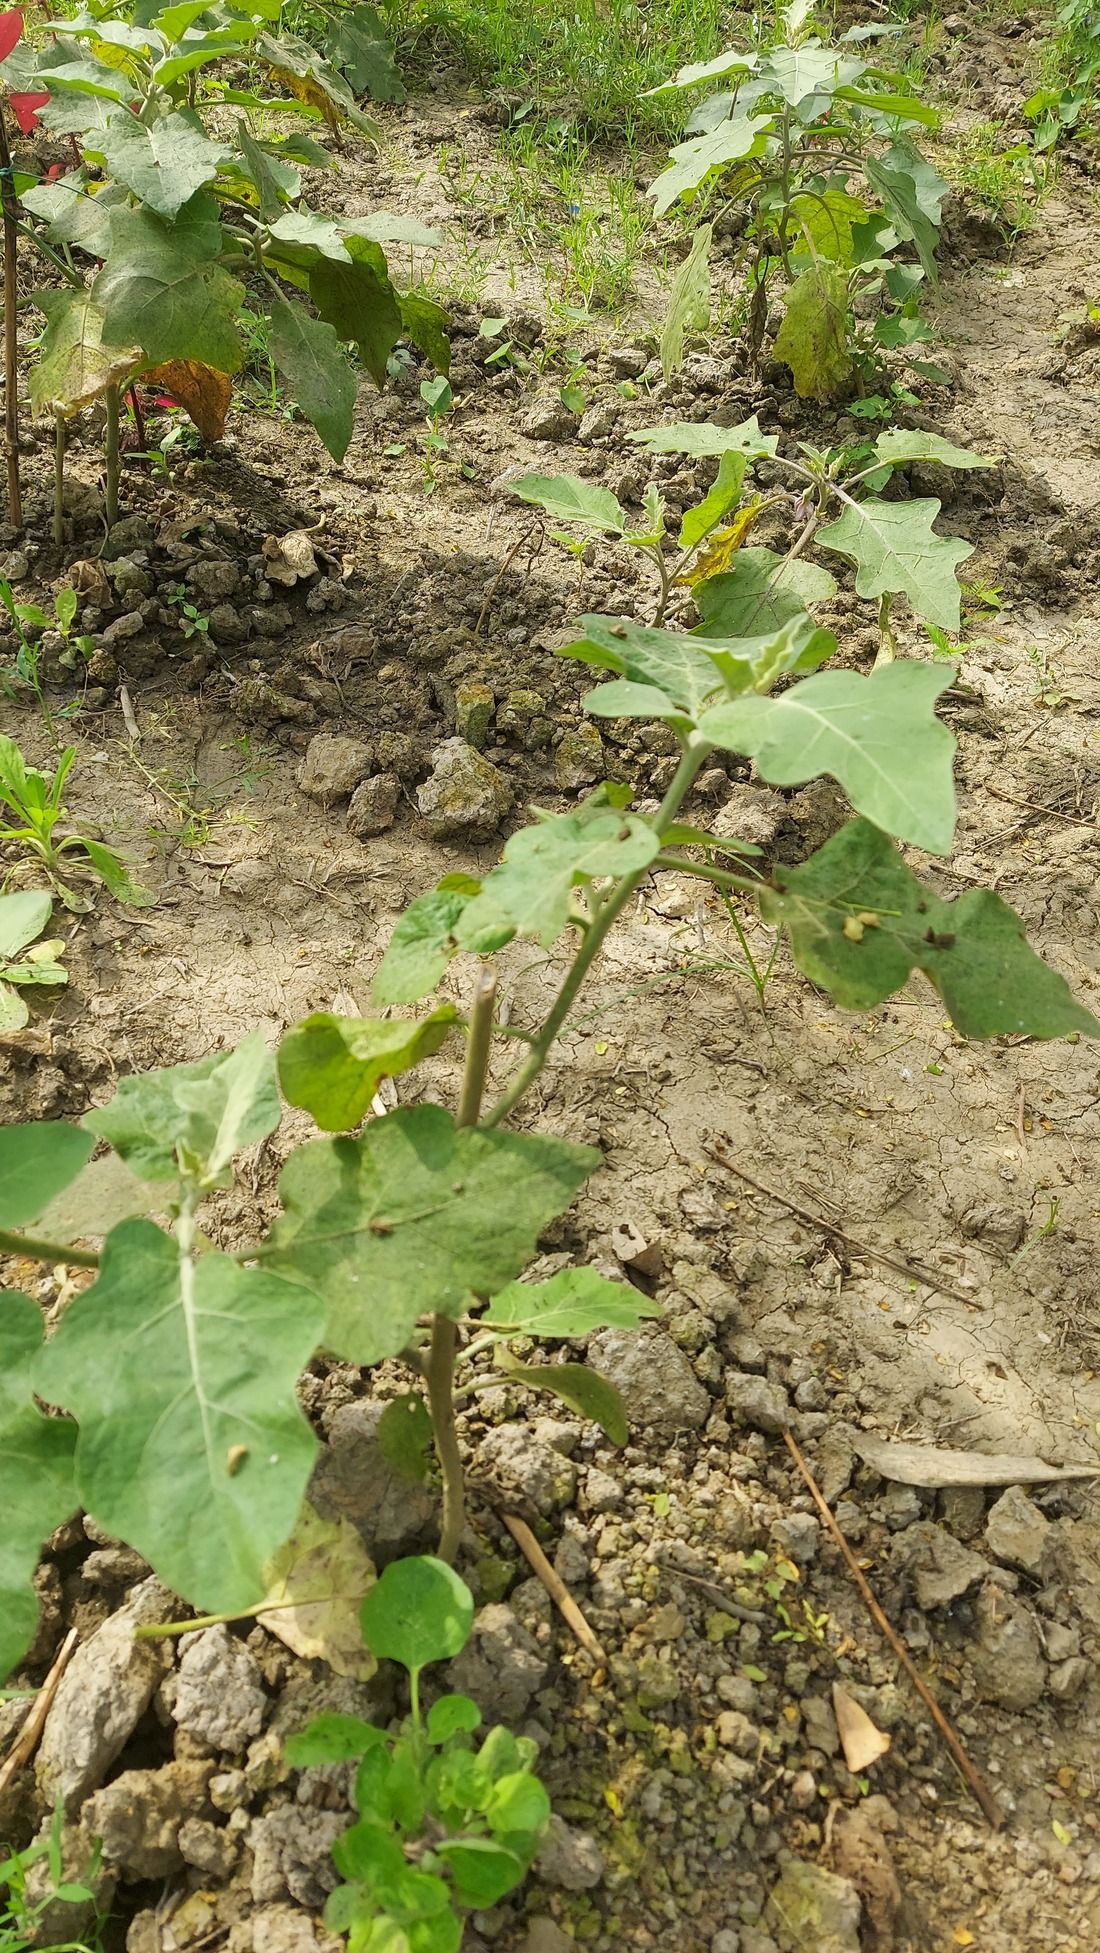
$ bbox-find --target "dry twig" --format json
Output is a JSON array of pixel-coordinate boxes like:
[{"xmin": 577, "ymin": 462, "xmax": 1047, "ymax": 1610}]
[
  {"xmin": 501, "ymin": 1512, "xmax": 606, "ymax": 1663},
  {"xmin": 0, "ymin": 1627, "xmax": 78, "ymax": 1795}
]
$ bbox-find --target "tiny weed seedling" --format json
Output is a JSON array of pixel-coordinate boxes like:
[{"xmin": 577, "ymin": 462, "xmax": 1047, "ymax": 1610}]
[
  {"xmin": 0, "ymin": 736, "xmax": 153, "ymax": 912},
  {"xmin": 0, "ymin": 890, "xmax": 68, "ymax": 1032},
  {"xmin": 287, "ymin": 1557, "xmax": 549, "ymax": 1951},
  {"xmin": 420, "ymin": 376, "xmax": 456, "ymax": 491},
  {"xmin": 165, "ymin": 584, "xmax": 210, "ymax": 642},
  {"xmin": 0, "ymin": 1801, "xmax": 104, "ymax": 1953}
]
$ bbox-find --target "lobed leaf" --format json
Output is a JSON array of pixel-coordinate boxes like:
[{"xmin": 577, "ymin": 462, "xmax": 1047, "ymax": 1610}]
[
  {"xmin": 761, "ymin": 818, "xmax": 1100, "ymax": 1037},
  {"xmin": 629, "ymin": 416, "xmax": 778, "ymax": 459},
  {"xmin": 263, "ymin": 1105, "xmax": 598, "ymax": 1363},
  {"xmin": 508, "ymin": 474, "xmax": 625, "ymax": 534},
  {"xmin": 84, "ymin": 1029, "xmax": 281, "ymax": 1186},
  {"xmin": 817, "ymin": 495, "xmax": 973, "ymax": 630},
  {"xmin": 92, "ymin": 196, "xmax": 245, "ymax": 372},
  {"xmin": 565, "ymin": 615, "xmax": 746, "ymax": 718},
  {"xmin": 99, "ymin": 109, "xmax": 231, "ymax": 220},
  {"xmin": 694, "ymin": 547, "xmax": 837, "ymax": 635},
  {"xmin": 650, "ymin": 113, "xmax": 770, "ymax": 217},
  {"xmin": 455, "ymin": 802, "xmax": 660, "ymax": 953}
]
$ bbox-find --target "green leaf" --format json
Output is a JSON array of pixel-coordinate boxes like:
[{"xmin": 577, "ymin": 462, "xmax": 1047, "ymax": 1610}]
[
  {"xmin": 21, "ymin": 178, "xmax": 128, "ymax": 259},
  {"xmin": 328, "ymin": 2, "xmax": 404, "ymax": 102},
  {"xmin": 871, "ymin": 429, "xmax": 995, "ymax": 471},
  {"xmin": 398, "ymin": 290, "xmax": 450, "ymax": 374},
  {"xmin": 277, "ymin": 1006, "xmax": 458, "ymax": 1132},
  {"xmin": 268, "ymin": 207, "xmax": 351, "ymax": 262},
  {"xmin": 762, "ymin": 43, "xmax": 863, "ymax": 106},
  {"xmin": 817, "ymin": 495, "xmax": 973, "ymax": 630},
  {"xmin": 0, "ymin": 1119, "xmax": 93, "ymax": 1228},
  {"xmin": 36, "ymin": 1222, "xmax": 322, "ymax": 1614},
  {"xmin": 761, "ymin": 818, "xmax": 1100, "ymax": 1037},
  {"xmin": 694, "ymin": 548, "xmax": 837, "ymax": 634},
  {"xmin": 92, "ymin": 196, "xmax": 245, "ymax": 372},
  {"xmin": 284, "ymin": 1713, "xmax": 388, "ymax": 1769},
  {"xmin": 360, "ymin": 1556, "xmax": 474, "ymax": 1677},
  {"xmin": 700, "ymin": 660, "xmax": 956, "ymax": 852},
  {"xmin": 502, "ymin": 1360, "xmax": 628, "ymax": 1444},
  {"xmin": 629, "ymin": 416, "xmax": 778, "ymax": 459},
  {"xmin": 377, "ymin": 1394, "xmax": 433, "ymax": 1485},
  {"xmin": 881, "ymin": 134, "xmax": 948, "ymax": 225},
  {"xmin": 436, "ymin": 1839, "xmax": 525, "ymax": 1906},
  {"xmin": 77, "ymin": 837, "xmax": 156, "ymax": 907},
  {"xmin": 263, "ymin": 1105, "xmax": 598, "ymax": 1364},
  {"xmin": 0, "ymin": 890, "xmax": 53, "ymax": 963},
  {"xmin": 773, "ymin": 264, "xmax": 852, "ymax": 400},
  {"xmin": 427, "ymin": 1694, "xmax": 482, "ymax": 1744},
  {"xmin": 834, "ymin": 84, "xmax": 937, "ymax": 126},
  {"xmin": 508, "ymin": 474, "xmax": 625, "ymax": 535},
  {"xmin": 483, "ymin": 1267, "xmax": 661, "ymax": 1338},
  {"xmin": 644, "ymin": 48, "xmax": 757, "ymax": 95},
  {"xmin": 650, "ymin": 114, "xmax": 769, "ymax": 217},
  {"xmin": 309, "ymin": 235, "xmax": 402, "ymax": 387},
  {"xmin": 454, "ymin": 803, "xmax": 660, "ymax": 952},
  {"xmin": 83, "ymin": 1030, "xmax": 281, "ymax": 1186},
  {"xmin": 373, "ymin": 887, "xmax": 470, "ymax": 1006},
  {"xmin": 484, "ymin": 1769, "xmax": 551, "ymax": 1836},
  {"xmin": 680, "ymin": 451, "xmax": 748, "ymax": 551},
  {"xmin": 864, "ymin": 154, "xmax": 941, "ymax": 279},
  {"xmin": 790, "ymin": 186, "xmax": 866, "ymax": 263},
  {"xmin": 0, "ymin": 1296, "xmax": 77, "ymax": 1680},
  {"xmin": 30, "ymin": 288, "xmax": 141, "ymax": 418},
  {"xmin": 99, "ymin": 109, "xmax": 231, "ymax": 220},
  {"xmin": 660, "ymin": 221, "xmax": 711, "ymax": 378},
  {"xmin": 236, "ymin": 120, "xmax": 289, "ymax": 221},
  {"xmin": 345, "ymin": 213, "xmax": 440, "ymax": 248},
  {"xmin": 564, "ymin": 616, "xmax": 745, "ymax": 719},
  {"xmin": 268, "ymin": 288, "xmax": 357, "ymax": 461}
]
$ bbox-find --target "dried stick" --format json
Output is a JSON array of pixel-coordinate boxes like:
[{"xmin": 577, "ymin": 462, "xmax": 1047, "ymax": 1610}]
[
  {"xmin": 501, "ymin": 1511, "xmax": 606, "ymax": 1664},
  {"xmin": 0, "ymin": 1628, "xmax": 78, "ymax": 1795},
  {"xmin": 706, "ymin": 1141, "xmax": 981, "ymax": 1310},
  {"xmin": 782, "ymin": 1429, "xmax": 1003, "ymax": 1829},
  {"xmin": 0, "ymin": 105, "xmax": 22, "ymax": 525}
]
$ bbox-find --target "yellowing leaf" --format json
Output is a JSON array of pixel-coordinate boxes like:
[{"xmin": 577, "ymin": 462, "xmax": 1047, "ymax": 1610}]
[
  {"xmin": 679, "ymin": 496, "xmax": 765, "ymax": 585},
  {"xmin": 952, "ymin": 1930, "xmax": 975, "ymax": 1948},
  {"xmin": 1052, "ymin": 1818, "xmax": 1072, "ymax": 1846},
  {"xmin": 261, "ymin": 1502, "xmax": 377, "ymax": 1679},
  {"xmin": 144, "ymin": 359, "xmax": 232, "ymax": 443},
  {"xmin": 773, "ymin": 264, "xmax": 852, "ymax": 401},
  {"xmin": 267, "ymin": 63, "xmax": 341, "ymax": 132},
  {"xmin": 832, "ymin": 1682, "xmax": 891, "ymax": 1772},
  {"xmin": 791, "ymin": 188, "xmax": 866, "ymax": 263}
]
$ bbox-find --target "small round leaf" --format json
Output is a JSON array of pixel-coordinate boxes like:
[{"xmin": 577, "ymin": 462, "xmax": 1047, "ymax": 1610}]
[{"xmin": 360, "ymin": 1556, "xmax": 474, "ymax": 1677}]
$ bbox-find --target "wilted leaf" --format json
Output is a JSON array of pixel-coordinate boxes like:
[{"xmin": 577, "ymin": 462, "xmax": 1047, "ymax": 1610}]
[
  {"xmin": 852, "ymin": 1435, "xmax": 1099, "ymax": 1488},
  {"xmin": 872, "ymin": 429, "xmax": 995, "ymax": 472},
  {"xmin": 660, "ymin": 221, "xmax": 711, "ymax": 378},
  {"xmin": 262, "ymin": 529, "xmax": 319, "ymax": 585},
  {"xmin": 832, "ymin": 1684, "xmax": 891, "ymax": 1772},
  {"xmin": 144, "ymin": 359, "xmax": 232, "ymax": 442},
  {"xmin": 680, "ymin": 497, "xmax": 765, "ymax": 585},
  {"xmin": 31, "ymin": 288, "xmax": 141, "ymax": 418},
  {"xmin": 773, "ymin": 264, "xmax": 852, "ymax": 400},
  {"xmin": 261, "ymin": 1503, "xmax": 377, "ymax": 1679}
]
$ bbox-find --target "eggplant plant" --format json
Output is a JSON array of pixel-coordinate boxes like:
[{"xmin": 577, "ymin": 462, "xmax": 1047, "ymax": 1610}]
[
  {"xmin": 0, "ymin": 0, "xmax": 447, "ymax": 512},
  {"xmin": 648, "ymin": 0, "xmax": 946, "ymax": 395}
]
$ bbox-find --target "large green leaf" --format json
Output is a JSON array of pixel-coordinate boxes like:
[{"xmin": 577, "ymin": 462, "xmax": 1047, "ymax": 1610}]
[
  {"xmin": 699, "ymin": 661, "xmax": 956, "ymax": 852},
  {"xmin": 0, "ymin": 1296, "xmax": 77, "ymax": 1680},
  {"xmin": 660, "ymin": 221, "xmax": 711, "ymax": 378},
  {"xmin": 629, "ymin": 416, "xmax": 778, "ymax": 459},
  {"xmin": 790, "ymin": 186, "xmax": 866, "ymax": 262},
  {"xmin": 483, "ymin": 1268, "xmax": 661, "ymax": 1338},
  {"xmin": 99, "ymin": 109, "xmax": 231, "ymax": 220},
  {"xmin": 268, "ymin": 288, "xmax": 357, "ymax": 461},
  {"xmin": 268, "ymin": 207, "xmax": 351, "ymax": 262},
  {"xmin": 92, "ymin": 196, "xmax": 245, "ymax": 371},
  {"xmin": 679, "ymin": 451, "xmax": 748, "ymax": 550},
  {"xmin": 761, "ymin": 43, "xmax": 862, "ymax": 107},
  {"xmin": 0, "ymin": 1119, "xmax": 93, "ymax": 1228},
  {"xmin": 817, "ymin": 495, "xmax": 973, "ymax": 630},
  {"xmin": 309, "ymin": 235, "xmax": 402, "ymax": 388},
  {"xmin": 373, "ymin": 887, "xmax": 470, "ymax": 1006},
  {"xmin": 761, "ymin": 818, "xmax": 1100, "ymax": 1037},
  {"xmin": 454, "ymin": 806, "xmax": 661, "ymax": 952},
  {"xmin": 327, "ymin": 2, "xmax": 404, "ymax": 101},
  {"xmin": 871, "ymin": 429, "xmax": 995, "ymax": 471},
  {"xmin": 37, "ymin": 1223, "xmax": 322, "ymax": 1613},
  {"xmin": 262, "ymin": 1105, "xmax": 598, "ymax": 1364},
  {"xmin": 773, "ymin": 264, "xmax": 852, "ymax": 400},
  {"xmin": 83, "ymin": 1030, "xmax": 281, "ymax": 1186},
  {"xmin": 397, "ymin": 290, "xmax": 450, "ymax": 375},
  {"xmin": 881, "ymin": 134, "xmax": 948, "ymax": 225},
  {"xmin": 564, "ymin": 615, "xmax": 747, "ymax": 718},
  {"xmin": 30, "ymin": 287, "xmax": 141, "ymax": 418},
  {"xmin": 277, "ymin": 1007, "xmax": 459, "ymax": 1132},
  {"xmin": 644, "ymin": 48, "xmax": 758, "ymax": 95},
  {"xmin": 650, "ymin": 114, "xmax": 770, "ymax": 217},
  {"xmin": 694, "ymin": 547, "xmax": 837, "ymax": 634},
  {"xmin": 508, "ymin": 475, "xmax": 625, "ymax": 534},
  {"xmin": 20, "ymin": 178, "xmax": 128, "ymax": 258},
  {"xmin": 864, "ymin": 154, "xmax": 941, "ymax": 279}
]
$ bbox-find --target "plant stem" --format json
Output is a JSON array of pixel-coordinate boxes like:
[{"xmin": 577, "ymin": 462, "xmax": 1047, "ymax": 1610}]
[
  {"xmin": 427, "ymin": 967, "xmax": 499, "ymax": 1565},
  {"xmin": 104, "ymin": 385, "xmax": 121, "ymax": 528},
  {"xmin": 484, "ymin": 735, "xmax": 714, "ymax": 1128},
  {"xmin": 53, "ymin": 416, "xmax": 65, "ymax": 549},
  {"xmin": 0, "ymin": 106, "xmax": 22, "ymax": 526},
  {"xmin": 0, "ymin": 1228, "xmax": 99, "ymax": 1269},
  {"xmin": 652, "ymin": 851, "xmax": 763, "ymax": 895}
]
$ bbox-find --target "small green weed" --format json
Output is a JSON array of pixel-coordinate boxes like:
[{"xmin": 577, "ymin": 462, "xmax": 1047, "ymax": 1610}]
[
  {"xmin": 0, "ymin": 1800, "xmax": 105, "ymax": 1953},
  {"xmin": 0, "ymin": 738, "xmax": 153, "ymax": 912}
]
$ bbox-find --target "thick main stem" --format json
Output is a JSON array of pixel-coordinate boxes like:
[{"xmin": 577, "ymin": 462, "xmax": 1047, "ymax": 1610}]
[
  {"xmin": 53, "ymin": 416, "xmax": 65, "ymax": 549},
  {"xmin": 0, "ymin": 108, "xmax": 22, "ymax": 525},
  {"xmin": 429, "ymin": 967, "xmax": 498, "ymax": 1564},
  {"xmin": 105, "ymin": 385, "xmax": 120, "ymax": 528},
  {"xmin": 484, "ymin": 736, "xmax": 713, "ymax": 1129}
]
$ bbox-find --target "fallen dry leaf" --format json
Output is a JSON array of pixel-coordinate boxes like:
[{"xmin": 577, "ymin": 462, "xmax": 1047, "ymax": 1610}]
[
  {"xmin": 145, "ymin": 359, "xmax": 232, "ymax": 443},
  {"xmin": 263, "ymin": 529, "xmax": 320, "ymax": 586},
  {"xmin": 832, "ymin": 1682, "xmax": 891, "ymax": 1772},
  {"xmin": 852, "ymin": 1435, "xmax": 1097, "ymax": 1490}
]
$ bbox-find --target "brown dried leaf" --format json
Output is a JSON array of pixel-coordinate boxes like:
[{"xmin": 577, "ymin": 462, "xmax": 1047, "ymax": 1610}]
[
  {"xmin": 832, "ymin": 1683, "xmax": 891, "ymax": 1772},
  {"xmin": 145, "ymin": 360, "xmax": 232, "ymax": 444},
  {"xmin": 263, "ymin": 529, "xmax": 320, "ymax": 586},
  {"xmin": 261, "ymin": 1503, "xmax": 377, "ymax": 1679},
  {"xmin": 852, "ymin": 1435, "xmax": 1097, "ymax": 1490}
]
